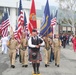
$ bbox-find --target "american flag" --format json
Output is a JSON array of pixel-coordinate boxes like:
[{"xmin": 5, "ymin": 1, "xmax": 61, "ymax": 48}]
[
  {"xmin": 14, "ymin": 24, "xmax": 20, "ymax": 42},
  {"xmin": 0, "ymin": 12, "xmax": 10, "ymax": 37},
  {"xmin": 51, "ymin": 17, "xmax": 57, "ymax": 26},
  {"xmin": 51, "ymin": 10, "xmax": 58, "ymax": 26},
  {"xmin": 23, "ymin": 12, "xmax": 28, "ymax": 38},
  {"xmin": 16, "ymin": 0, "xmax": 24, "ymax": 41}
]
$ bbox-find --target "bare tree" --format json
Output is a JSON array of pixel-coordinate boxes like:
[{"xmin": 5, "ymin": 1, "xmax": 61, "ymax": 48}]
[{"xmin": 55, "ymin": 0, "xmax": 76, "ymax": 34}]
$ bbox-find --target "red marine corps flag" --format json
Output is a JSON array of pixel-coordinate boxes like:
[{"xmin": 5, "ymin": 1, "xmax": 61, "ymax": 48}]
[{"xmin": 28, "ymin": 0, "xmax": 37, "ymax": 34}]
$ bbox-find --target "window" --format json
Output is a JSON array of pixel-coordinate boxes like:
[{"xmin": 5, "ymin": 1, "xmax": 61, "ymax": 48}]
[{"xmin": 0, "ymin": 7, "xmax": 4, "ymax": 24}]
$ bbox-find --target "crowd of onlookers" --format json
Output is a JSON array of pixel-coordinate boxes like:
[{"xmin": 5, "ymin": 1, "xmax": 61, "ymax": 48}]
[
  {"xmin": 59, "ymin": 33, "xmax": 76, "ymax": 52},
  {"xmin": 60, "ymin": 34, "xmax": 70, "ymax": 46}
]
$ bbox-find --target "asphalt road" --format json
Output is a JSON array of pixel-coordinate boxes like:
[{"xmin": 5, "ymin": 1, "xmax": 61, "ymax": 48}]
[{"xmin": 0, "ymin": 44, "xmax": 76, "ymax": 75}]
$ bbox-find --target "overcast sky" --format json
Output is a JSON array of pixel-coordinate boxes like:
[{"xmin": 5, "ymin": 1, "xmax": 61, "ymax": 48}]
[{"xmin": 35, "ymin": 0, "xmax": 59, "ymax": 7}]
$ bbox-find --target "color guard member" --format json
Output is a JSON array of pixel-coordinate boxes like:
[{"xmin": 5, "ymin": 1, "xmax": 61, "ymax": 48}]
[{"xmin": 53, "ymin": 34, "xmax": 62, "ymax": 67}]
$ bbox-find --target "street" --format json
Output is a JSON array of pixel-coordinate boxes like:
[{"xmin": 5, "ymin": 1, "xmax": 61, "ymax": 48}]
[{"xmin": 0, "ymin": 44, "xmax": 76, "ymax": 75}]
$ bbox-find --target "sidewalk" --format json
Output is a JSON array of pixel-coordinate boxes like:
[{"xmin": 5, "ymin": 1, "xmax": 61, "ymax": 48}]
[
  {"xmin": 0, "ymin": 47, "xmax": 2, "ymax": 53},
  {"xmin": 61, "ymin": 45, "xmax": 76, "ymax": 60}
]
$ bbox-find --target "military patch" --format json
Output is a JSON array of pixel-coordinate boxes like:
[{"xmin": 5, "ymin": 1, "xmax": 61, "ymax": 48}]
[{"xmin": 30, "ymin": 13, "xmax": 36, "ymax": 21}]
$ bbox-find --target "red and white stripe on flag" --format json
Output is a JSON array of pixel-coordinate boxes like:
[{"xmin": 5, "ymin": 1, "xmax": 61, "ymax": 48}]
[
  {"xmin": 1, "ymin": 19, "xmax": 10, "ymax": 37},
  {"xmin": 17, "ymin": 10, "xmax": 24, "ymax": 40},
  {"xmin": 2, "ymin": 27, "xmax": 8, "ymax": 37},
  {"xmin": 1, "ymin": 19, "xmax": 10, "ymax": 30},
  {"xmin": 51, "ymin": 17, "xmax": 56, "ymax": 26},
  {"xmin": 14, "ymin": 30, "xmax": 21, "ymax": 43}
]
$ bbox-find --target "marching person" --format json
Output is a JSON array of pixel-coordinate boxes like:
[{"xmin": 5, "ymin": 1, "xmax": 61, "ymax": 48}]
[
  {"xmin": 43, "ymin": 35, "xmax": 53, "ymax": 67},
  {"xmin": 28, "ymin": 29, "xmax": 45, "ymax": 74},
  {"xmin": 19, "ymin": 32, "xmax": 28, "ymax": 67},
  {"xmin": 50, "ymin": 37, "xmax": 54, "ymax": 62},
  {"xmin": 1, "ymin": 36, "xmax": 9, "ymax": 54},
  {"xmin": 72, "ymin": 35, "xmax": 76, "ymax": 52},
  {"xmin": 7, "ymin": 33, "xmax": 18, "ymax": 68},
  {"xmin": 53, "ymin": 34, "xmax": 62, "ymax": 67},
  {"xmin": 62, "ymin": 34, "xmax": 67, "ymax": 48}
]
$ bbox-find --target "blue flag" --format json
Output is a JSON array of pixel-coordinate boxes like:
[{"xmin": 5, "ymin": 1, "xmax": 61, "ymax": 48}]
[
  {"xmin": 54, "ymin": 10, "xmax": 58, "ymax": 18},
  {"xmin": 50, "ymin": 13, "xmax": 53, "ymax": 20},
  {"xmin": 50, "ymin": 13, "xmax": 54, "ymax": 31},
  {"xmin": 40, "ymin": 0, "xmax": 52, "ymax": 37},
  {"xmin": 23, "ymin": 12, "xmax": 28, "ymax": 33},
  {"xmin": 24, "ymin": 12, "xmax": 27, "ymax": 26},
  {"xmin": 18, "ymin": 0, "xmax": 22, "ymax": 16},
  {"xmin": 1, "ymin": 11, "xmax": 9, "ymax": 24}
]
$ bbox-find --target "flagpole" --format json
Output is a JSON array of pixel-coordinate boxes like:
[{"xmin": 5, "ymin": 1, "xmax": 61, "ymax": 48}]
[
  {"xmin": 17, "ymin": 2, "xmax": 19, "ymax": 16},
  {"xmin": 6, "ymin": 8, "xmax": 10, "ymax": 33},
  {"xmin": 53, "ymin": 10, "xmax": 55, "ymax": 39},
  {"xmin": 16, "ymin": 1, "xmax": 18, "ymax": 26}
]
